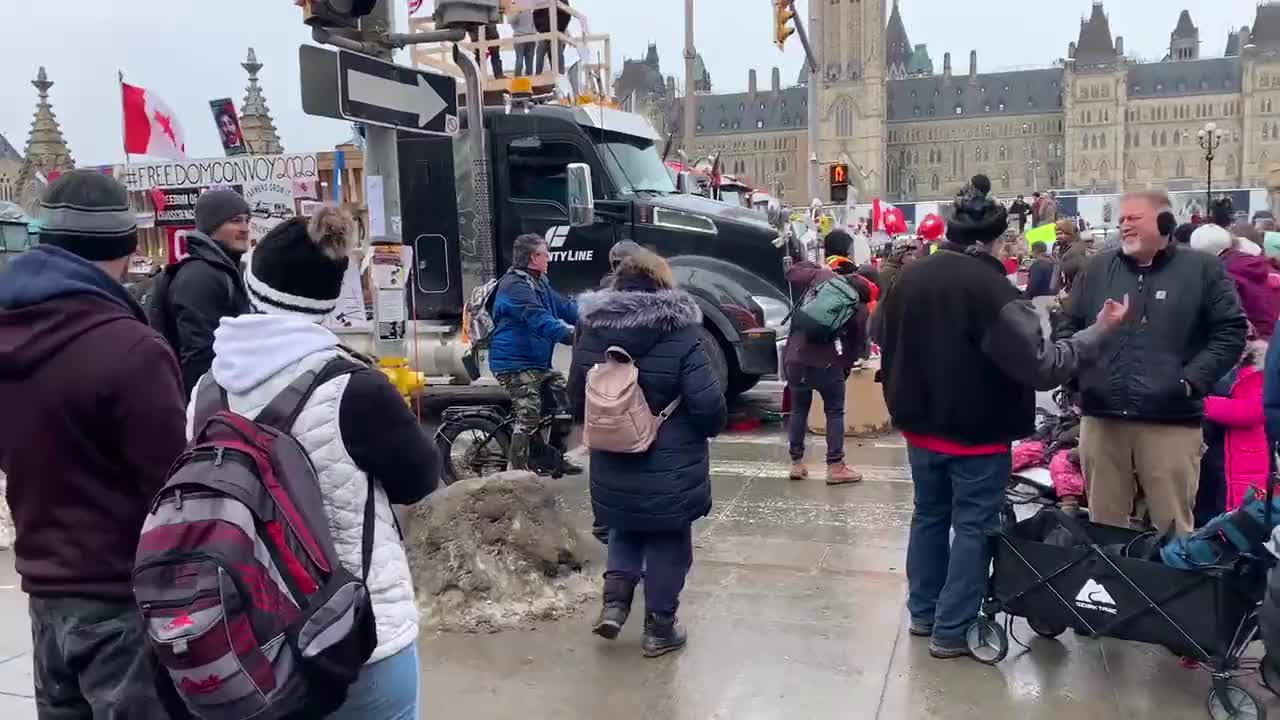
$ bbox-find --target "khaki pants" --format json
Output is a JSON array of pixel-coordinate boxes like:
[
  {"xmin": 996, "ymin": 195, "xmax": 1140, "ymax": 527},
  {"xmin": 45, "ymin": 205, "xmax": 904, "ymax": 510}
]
[{"xmin": 1079, "ymin": 416, "xmax": 1202, "ymax": 533}]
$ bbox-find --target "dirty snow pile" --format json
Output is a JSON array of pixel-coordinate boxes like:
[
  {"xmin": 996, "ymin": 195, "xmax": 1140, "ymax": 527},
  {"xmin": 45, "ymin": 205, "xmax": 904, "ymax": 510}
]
[
  {"xmin": 0, "ymin": 471, "xmax": 12, "ymax": 550},
  {"xmin": 404, "ymin": 471, "xmax": 597, "ymax": 633}
]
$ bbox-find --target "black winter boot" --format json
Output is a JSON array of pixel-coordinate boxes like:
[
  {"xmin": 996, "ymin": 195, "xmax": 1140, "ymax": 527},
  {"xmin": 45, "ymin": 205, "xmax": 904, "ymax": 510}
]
[
  {"xmin": 592, "ymin": 576, "xmax": 637, "ymax": 640},
  {"xmin": 641, "ymin": 612, "xmax": 687, "ymax": 657}
]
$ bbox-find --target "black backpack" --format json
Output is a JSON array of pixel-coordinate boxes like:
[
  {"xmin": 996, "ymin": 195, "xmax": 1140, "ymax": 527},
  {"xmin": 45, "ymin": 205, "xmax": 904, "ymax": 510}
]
[{"xmin": 146, "ymin": 259, "xmax": 238, "ymax": 350}]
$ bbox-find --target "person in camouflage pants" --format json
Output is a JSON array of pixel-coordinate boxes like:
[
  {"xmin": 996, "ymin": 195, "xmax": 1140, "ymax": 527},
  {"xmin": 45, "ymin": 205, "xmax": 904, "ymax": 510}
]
[
  {"xmin": 496, "ymin": 369, "xmax": 573, "ymax": 472},
  {"xmin": 488, "ymin": 233, "xmax": 580, "ymax": 474}
]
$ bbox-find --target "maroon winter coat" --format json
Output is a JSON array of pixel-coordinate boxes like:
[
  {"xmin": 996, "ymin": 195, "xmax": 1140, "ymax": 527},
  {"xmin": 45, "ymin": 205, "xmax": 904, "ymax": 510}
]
[
  {"xmin": 783, "ymin": 261, "xmax": 868, "ymax": 370},
  {"xmin": 1223, "ymin": 250, "xmax": 1280, "ymax": 338},
  {"xmin": 0, "ymin": 246, "xmax": 187, "ymax": 599}
]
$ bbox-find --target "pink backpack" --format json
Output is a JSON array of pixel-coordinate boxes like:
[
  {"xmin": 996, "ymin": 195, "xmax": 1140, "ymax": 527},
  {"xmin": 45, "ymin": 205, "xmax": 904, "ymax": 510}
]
[{"xmin": 584, "ymin": 346, "xmax": 681, "ymax": 453}]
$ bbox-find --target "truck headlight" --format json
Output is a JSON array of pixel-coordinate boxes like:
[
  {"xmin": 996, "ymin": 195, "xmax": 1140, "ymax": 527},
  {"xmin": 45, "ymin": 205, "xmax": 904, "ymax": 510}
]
[{"xmin": 752, "ymin": 295, "xmax": 791, "ymax": 334}]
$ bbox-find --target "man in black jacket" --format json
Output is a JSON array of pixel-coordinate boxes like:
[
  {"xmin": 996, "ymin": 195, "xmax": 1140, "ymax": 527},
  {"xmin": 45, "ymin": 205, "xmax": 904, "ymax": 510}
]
[
  {"xmin": 878, "ymin": 174, "xmax": 1128, "ymax": 659},
  {"xmin": 1009, "ymin": 195, "xmax": 1030, "ymax": 234},
  {"xmin": 158, "ymin": 189, "xmax": 252, "ymax": 395},
  {"xmin": 1056, "ymin": 190, "xmax": 1246, "ymax": 534}
]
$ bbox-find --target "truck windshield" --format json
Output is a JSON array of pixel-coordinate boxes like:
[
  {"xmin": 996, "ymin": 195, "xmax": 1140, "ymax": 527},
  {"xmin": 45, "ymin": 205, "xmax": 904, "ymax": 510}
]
[{"xmin": 596, "ymin": 133, "xmax": 676, "ymax": 195}]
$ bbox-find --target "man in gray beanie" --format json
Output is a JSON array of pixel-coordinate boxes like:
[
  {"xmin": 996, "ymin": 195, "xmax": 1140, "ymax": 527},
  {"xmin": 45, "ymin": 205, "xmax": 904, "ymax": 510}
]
[
  {"xmin": 148, "ymin": 187, "xmax": 252, "ymax": 394},
  {"xmin": 0, "ymin": 170, "xmax": 189, "ymax": 716}
]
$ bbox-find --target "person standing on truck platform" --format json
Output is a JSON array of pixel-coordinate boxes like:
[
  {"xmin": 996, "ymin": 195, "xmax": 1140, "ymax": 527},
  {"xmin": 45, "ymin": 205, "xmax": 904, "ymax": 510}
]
[
  {"xmin": 149, "ymin": 189, "xmax": 252, "ymax": 396},
  {"xmin": 784, "ymin": 228, "xmax": 868, "ymax": 486},
  {"xmin": 878, "ymin": 174, "xmax": 1130, "ymax": 660},
  {"xmin": 491, "ymin": 233, "xmax": 582, "ymax": 475}
]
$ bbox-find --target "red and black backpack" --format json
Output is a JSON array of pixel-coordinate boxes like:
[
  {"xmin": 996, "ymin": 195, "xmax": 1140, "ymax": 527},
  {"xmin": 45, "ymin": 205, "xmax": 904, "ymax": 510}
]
[{"xmin": 133, "ymin": 358, "xmax": 377, "ymax": 719}]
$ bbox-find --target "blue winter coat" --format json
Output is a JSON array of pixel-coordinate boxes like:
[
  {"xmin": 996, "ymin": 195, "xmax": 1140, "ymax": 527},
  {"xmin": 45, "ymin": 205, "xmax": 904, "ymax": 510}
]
[
  {"xmin": 568, "ymin": 288, "xmax": 727, "ymax": 532},
  {"xmin": 488, "ymin": 269, "xmax": 578, "ymax": 375}
]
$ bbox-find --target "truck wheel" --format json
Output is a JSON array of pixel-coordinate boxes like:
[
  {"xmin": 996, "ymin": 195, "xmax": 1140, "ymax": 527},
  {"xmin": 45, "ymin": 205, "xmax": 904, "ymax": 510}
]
[
  {"xmin": 696, "ymin": 325, "xmax": 730, "ymax": 395},
  {"xmin": 727, "ymin": 373, "xmax": 762, "ymax": 399}
]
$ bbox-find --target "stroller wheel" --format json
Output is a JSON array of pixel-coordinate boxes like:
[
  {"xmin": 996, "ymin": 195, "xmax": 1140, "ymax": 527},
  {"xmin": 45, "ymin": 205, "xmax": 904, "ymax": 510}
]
[
  {"xmin": 965, "ymin": 619, "xmax": 1008, "ymax": 665},
  {"xmin": 1207, "ymin": 682, "xmax": 1266, "ymax": 720},
  {"xmin": 1027, "ymin": 616, "xmax": 1067, "ymax": 639},
  {"xmin": 1261, "ymin": 656, "xmax": 1280, "ymax": 697}
]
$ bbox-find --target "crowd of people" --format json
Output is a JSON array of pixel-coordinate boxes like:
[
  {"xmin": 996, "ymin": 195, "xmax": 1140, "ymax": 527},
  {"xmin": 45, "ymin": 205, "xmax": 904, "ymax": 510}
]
[{"xmin": 468, "ymin": 0, "xmax": 576, "ymax": 80}]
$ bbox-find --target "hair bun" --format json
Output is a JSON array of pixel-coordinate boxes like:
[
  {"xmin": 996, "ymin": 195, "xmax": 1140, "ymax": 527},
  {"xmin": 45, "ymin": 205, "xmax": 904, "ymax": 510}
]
[{"xmin": 307, "ymin": 205, "xmax": 354, "ymax": 260}]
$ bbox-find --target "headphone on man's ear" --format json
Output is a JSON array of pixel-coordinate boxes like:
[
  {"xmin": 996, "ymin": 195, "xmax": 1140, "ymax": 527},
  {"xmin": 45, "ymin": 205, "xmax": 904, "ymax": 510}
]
[{"xmin": 1157, "ymin": 208, "xmax": 1177, "ymax": 237}]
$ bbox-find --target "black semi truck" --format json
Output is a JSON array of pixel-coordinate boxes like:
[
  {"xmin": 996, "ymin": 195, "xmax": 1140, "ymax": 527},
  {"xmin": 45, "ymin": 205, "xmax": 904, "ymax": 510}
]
[{"xmin": 396, "ymin": 100, "xmax": 793, "ymax": 397}]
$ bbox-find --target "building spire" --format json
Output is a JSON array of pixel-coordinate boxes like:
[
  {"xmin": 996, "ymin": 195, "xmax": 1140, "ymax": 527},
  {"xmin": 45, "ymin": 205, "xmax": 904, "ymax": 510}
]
[
  {"xmin": 16, "ymin": 66, "xmax": 75, "ymax": 209},
  {"xmin": 238, "ymin": 48, "xmax": 284, "ymax": 155}
]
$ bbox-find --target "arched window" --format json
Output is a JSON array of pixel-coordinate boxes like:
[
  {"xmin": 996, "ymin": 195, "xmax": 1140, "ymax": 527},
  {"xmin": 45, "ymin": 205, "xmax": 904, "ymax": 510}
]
[
  {"xmin": 835, "ymin": 98, "xmax": 853, "ymax": 137},
  {"xmin": 1100, "ymin": 133, "xmax": 1106, "ymax": 149},
  {"xmin": 930, "ymin": 174, "xmax": 940, "ymax": 192},
  {"xmin": 913, "ymin": 149, "xmax": 919, "ymax": 165},
  {"xmin": 1173, "ymin": 131, "xmax": 1180, "ymax": 146},
  {"xmin": 1126, "ymin": 160, "xmax": 1137, "ymax": 178},
  {"xmin": 1176, "ymin": 157, "xmax": 1186, "ymax": 177},
  {"xmin": 998, "ymin": 145, "xmax": 1007, "ymax": 161},
  {"xmin": 1152, "ymin": 130, "xmax": 1158, "ymax": 147},
  {"xmin": 975, "ymin": 146, "xmax": 982, "ymax": 162},
  {"xmin": 0, "ymin": 177, "xmax": 12, "ymax": 203},
  {"xmin": 1000, "ymin": 172, "xmax": 1009, "ymax": 189},
  {"xmin": 1160, "ymin": 130, "xmax": 1167, "ymax": 146}
]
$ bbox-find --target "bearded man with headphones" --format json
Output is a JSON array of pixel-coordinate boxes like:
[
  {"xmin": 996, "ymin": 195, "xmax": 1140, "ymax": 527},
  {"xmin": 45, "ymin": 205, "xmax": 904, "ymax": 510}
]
[{"xmin": 1056, "ymin": 191, "xmax": 1248, "ymax": 534}]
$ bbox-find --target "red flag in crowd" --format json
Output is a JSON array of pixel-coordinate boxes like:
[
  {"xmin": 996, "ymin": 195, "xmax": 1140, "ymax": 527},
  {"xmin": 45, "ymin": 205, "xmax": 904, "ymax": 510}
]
[{"xmin": 121, "ymin": 82, "xmax": 187, "ymax": 160}]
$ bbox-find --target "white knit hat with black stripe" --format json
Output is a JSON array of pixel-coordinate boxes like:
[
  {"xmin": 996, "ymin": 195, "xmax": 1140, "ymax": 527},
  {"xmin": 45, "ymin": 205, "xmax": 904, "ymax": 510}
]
[
  {"xmin": 39, "ymin": 169, "xmax": 138, "ymax": 261},
  {"xmin": 244, "ymin": 208, "xmax": 352, "ymax": 321}
]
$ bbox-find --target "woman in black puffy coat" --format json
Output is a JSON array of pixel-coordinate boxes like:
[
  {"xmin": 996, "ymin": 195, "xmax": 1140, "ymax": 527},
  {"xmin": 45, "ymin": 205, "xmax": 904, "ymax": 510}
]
[{"xmin": 568, "ymin": 251, "xmax": 727, "ymax": 657}]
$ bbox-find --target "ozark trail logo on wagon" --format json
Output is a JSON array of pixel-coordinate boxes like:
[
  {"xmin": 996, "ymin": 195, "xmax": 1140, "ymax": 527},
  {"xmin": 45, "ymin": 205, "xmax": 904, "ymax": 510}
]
[
  {"xmin": 1074, "ymin": 578, "xmax": 1117, "ymax": 615},
  {"xmin": 543, "ymin": 225, "xmax": 594, "ymax": 262}
]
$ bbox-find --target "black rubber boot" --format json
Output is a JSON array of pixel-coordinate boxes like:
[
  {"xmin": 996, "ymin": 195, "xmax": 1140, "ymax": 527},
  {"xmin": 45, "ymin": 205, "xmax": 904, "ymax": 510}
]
[
  {"xmin": 641, "ymin": 612, "xmax": 687, "ymax": 657},
  {"xmin": 592, "ymin": 576, "xmax": 637, "ymax": 640}
]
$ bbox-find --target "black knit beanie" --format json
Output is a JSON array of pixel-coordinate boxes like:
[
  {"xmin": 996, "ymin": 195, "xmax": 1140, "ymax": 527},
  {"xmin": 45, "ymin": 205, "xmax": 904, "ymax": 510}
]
[
  {"xmin": 946, "ymin": 174, "xmax": 1008, "ymax": 246},
  {"xmin": 244, "ymin": 209, "xmax": 352, "ymax": 320},
  {"xmin": 39, "ymin": 170, "xmax": 138, "ymax": 261}
]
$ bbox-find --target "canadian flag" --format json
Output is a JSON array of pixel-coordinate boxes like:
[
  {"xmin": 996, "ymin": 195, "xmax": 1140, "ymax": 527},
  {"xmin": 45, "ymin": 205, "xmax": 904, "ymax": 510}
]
[{"xmin": 121, "ymin": 82, "xmax": 186, "ymax": 160}]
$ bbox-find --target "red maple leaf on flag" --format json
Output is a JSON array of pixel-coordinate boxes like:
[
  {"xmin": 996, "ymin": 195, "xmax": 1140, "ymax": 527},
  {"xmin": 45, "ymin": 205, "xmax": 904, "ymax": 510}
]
[{"xmin": 153, "ymin": 111, "xmax": 177, "ymax": 145}]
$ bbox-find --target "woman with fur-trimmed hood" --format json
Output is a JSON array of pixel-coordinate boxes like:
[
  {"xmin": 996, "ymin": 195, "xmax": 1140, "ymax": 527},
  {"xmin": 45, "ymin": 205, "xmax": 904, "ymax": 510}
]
[{"xmin": 568, "ymin": 251, "xmax": 727, "ymax": 658}]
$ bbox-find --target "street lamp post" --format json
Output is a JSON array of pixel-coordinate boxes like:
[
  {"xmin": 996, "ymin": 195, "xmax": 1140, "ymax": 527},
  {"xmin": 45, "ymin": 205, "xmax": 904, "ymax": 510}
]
[
  {"xmin": 1026, "ymin": 159, "xmax": 1042, "ymax": 193},
  {"xmin": 1198, "ymin": 121, "xmax": 1225, "ymax": 212}
]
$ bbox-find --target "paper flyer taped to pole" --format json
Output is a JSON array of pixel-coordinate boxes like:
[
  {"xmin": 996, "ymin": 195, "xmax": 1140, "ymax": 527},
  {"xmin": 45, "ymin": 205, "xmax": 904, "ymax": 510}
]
[{"xmin": 1026, "ymin": 223, "xmax": 1056, "ymax": 253}]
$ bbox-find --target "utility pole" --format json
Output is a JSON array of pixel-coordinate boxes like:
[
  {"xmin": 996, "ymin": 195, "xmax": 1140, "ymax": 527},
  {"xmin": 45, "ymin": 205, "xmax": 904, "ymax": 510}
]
[
  {"xmin": 804, "ymin": 3, "xmax": 820, "ymax": 203},
  {"xmin": 359, "ymin": 0, "xmax": 405, "ymax": 360},
  {"xmin": 683, "ymin": 0, "xmax": 696, "ymax": 157}
]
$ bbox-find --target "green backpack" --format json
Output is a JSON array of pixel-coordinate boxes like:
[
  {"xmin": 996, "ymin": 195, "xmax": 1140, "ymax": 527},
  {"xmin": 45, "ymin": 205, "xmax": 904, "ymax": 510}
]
[{"xmin": 791, "ymin": 277, "xmax": 860, "ymax": 343}]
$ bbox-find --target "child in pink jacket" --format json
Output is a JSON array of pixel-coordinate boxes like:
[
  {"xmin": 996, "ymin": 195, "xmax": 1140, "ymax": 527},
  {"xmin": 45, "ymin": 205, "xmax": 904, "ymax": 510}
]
[{"xmin": 1196, "ymin": 339, "xmax": 1270, "ymax": 525}]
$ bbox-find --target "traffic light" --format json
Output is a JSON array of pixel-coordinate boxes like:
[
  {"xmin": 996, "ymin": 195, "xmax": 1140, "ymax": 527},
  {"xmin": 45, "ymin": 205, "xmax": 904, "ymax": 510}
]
[
  {"xmin": 773, "ymin": 0, "xmax": 796, "ymax": 50},
  {"xmin": 829, "ymin": 163, "xmax": 849, "ymax": 204},
  {"xmin": 298, "ymin": 0, "xmax": 378, "ymax": 29}
]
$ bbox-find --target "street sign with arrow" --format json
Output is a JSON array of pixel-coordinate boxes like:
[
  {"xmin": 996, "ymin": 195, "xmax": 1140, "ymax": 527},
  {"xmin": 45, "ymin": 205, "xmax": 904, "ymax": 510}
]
[{"xmin": 299, "ymin": 45, "xmax": 458, "ymax": 136}]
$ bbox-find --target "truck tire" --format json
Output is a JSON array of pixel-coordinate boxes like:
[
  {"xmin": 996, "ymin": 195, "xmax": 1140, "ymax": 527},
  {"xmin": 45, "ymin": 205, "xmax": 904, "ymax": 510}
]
[
  {"xmin": 696, "ymin": 325, "xmax": 730, "ymax": 396},
  {"xmin": 727, "ymin": 372, "xmax": 762, "ymax": 398}
]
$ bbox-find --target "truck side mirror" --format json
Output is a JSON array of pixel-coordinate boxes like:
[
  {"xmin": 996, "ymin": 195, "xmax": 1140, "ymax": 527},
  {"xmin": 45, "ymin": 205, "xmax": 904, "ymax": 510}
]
[
  {"xmin": 676, "ymin": 171, "xmax": 692, "ymax": 194},
  {"xmin": 566, "ymin": 163, "xmax": 595, "ymax": 228}
]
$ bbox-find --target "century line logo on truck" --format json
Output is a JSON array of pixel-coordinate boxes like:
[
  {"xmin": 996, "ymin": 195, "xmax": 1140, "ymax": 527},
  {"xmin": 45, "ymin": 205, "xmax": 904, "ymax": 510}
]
[{"xmin": 544, "ymin": 226, "xmax": 594, "ymax": 262}]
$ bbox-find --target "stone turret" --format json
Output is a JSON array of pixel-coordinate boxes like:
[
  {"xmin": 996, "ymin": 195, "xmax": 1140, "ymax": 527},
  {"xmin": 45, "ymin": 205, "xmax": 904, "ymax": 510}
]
[
  {"xmin": 16, "ymin": 67, "xmax": 74, "ymax": 209},
  {"xmin": 238, "ymin": 48, "xmax": 284, "ymax": 155},
  {"xmin": 885, "ymin": 0, "xmax": 912, "ymax": 80},
  {"xmin": 1169, "ymin": 10, "xmax": 1198, "ymax": 61},
  {"xmin": 943, "ymin": 52, "xmax": 952, "ymax": 82}
]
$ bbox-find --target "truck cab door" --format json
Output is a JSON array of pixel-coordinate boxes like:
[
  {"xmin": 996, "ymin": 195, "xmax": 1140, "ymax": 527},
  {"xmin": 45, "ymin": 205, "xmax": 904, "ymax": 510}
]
[{"xmin": 495, "ymin": 135, "xmax": 614, "ymax": 294}]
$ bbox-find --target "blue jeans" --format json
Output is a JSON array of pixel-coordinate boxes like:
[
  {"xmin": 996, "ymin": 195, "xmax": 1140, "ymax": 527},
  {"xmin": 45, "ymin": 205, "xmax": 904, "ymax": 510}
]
[
  {"xmin": 905, "ymin": 444, "xmax": 1010, "ymax": 642},
  {"xmin": 328, "ymin": 644, "xmax": 420, "ymax": 720},
  {"xmin": 606, "ymin": 527, "xmax": 693, "ymax": 616},
  {"xmin": 514, "ymin": 41, "xmax": 536, "ymax": 76}
]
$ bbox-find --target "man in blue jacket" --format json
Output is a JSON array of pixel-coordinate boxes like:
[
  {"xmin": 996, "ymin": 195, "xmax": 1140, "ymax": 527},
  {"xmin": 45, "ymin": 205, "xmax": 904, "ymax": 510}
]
[{"xmin": 491, "ymin": 233, "xmax": 580, "ymax": 474}]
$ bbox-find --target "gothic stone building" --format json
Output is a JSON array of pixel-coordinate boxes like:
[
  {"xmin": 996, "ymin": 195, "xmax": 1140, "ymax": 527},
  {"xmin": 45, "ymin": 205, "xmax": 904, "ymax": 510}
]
[{"xmin": 641, "ymin": 0, "xmax": 1280, "ymax": 206}]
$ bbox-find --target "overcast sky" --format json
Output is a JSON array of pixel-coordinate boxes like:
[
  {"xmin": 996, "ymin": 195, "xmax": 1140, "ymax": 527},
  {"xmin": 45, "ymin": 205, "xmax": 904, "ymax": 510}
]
[{"xmin": 0, "ymin": 0, "xmax": 1266, "ymax": 166}]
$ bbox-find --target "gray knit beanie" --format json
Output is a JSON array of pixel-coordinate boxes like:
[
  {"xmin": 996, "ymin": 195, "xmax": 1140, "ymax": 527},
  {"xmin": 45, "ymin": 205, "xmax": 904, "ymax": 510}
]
[
  {"xmin": 39, "ymin": 170, "xmax": 137, "ymax": 261},
  {"xmin": 195, "ymin": 189, "xmax": 250, "ymax": 235}
]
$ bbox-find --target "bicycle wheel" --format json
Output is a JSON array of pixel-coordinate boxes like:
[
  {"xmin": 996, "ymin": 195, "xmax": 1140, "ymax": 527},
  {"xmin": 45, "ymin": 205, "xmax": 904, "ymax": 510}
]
[
  {"xmin": 1207, "ymin": 682, "xmax": 1266, "ymax": 720},
  {"xmin": 437, "ymin": 416, "xmax": 511, "ymax": 485}
]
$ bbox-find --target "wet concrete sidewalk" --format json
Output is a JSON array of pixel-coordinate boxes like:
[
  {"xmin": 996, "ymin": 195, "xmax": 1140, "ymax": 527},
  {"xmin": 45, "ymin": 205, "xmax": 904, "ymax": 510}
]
[{"xmin": 0, "ymin": 417, "xmax": 1272, "ymax": 718}]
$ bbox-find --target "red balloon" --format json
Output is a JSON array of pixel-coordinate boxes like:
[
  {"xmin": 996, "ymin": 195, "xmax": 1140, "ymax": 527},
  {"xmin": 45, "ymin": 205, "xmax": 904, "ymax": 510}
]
[
  {"xmin": 918, "ymin": 213, "xmax": 945, "ymax": 241},
  {"xmin": 883, "ymin": 207, "xmax": 907, "ymax": 235}
]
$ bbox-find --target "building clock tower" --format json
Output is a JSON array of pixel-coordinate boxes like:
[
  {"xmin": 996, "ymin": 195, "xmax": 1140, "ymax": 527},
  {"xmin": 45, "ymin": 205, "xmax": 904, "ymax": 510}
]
[{"xmin": 814, "ymin": 0, "xmax": 888, "ymax": 201}]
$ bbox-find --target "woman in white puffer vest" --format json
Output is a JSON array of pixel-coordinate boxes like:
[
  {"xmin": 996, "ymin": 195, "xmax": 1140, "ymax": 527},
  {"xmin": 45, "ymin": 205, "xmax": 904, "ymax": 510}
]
[{"xmin": 186, "ymin": 207, "xmax": 439, "ymax": 719}]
